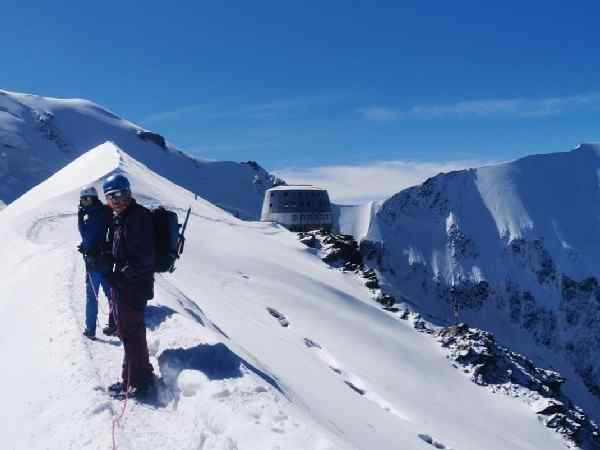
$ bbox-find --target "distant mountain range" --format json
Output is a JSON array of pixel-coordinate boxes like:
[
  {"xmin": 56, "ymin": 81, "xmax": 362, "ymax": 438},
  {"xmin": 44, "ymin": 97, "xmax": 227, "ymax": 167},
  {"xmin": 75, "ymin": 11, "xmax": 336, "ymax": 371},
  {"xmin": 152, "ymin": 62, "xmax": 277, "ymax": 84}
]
[{"xmin": 0, "ymin": 90, "xmax": 283, "ymax": 218}]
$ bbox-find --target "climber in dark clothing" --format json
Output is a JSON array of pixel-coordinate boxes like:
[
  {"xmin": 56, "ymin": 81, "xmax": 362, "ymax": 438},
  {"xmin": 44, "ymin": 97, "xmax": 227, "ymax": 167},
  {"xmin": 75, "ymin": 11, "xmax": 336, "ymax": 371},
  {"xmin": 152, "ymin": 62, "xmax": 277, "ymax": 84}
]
[
  {"xmin": 77, "ymin": 186, "xmax": 114, "ymax": 340},
  {"xmin": 103, "ymin": 174, "xmax": 155, "ymax": 398}
]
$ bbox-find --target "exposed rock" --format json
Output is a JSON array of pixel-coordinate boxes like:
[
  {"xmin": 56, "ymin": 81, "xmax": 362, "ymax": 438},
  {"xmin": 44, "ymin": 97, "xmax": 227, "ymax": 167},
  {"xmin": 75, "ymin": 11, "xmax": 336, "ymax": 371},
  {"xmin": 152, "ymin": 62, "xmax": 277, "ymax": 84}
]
[
  {"xmin": 136, "ymin": 130, "xmax": 167, "ymax": 149},
  {"xmin": 373, "ymin": 290, "xmax": 395, "ymax": 308},
  {"xmin": 298, "ymin": 230, "xmax": 396, "ymax": 309},
  {"xmin": 507, "ymin": 238, "xmax": 558, "ymax": 286},
  {"xmin": 437, "ymin": 280, "xmax": 491, "ymax": 312},
  {"xmin": 447, "ymin": 222, "xmax": 477, "ymax": 259},
  {"xmin": 298, "ymin": 233, "xmax": 321, "ymax": 249},
  {"xmin": 243, "ymin": 160, "xmax": 286, "ymax": 193},
  {"xmin": 36, "ymin": 111, "xmax": 69, "ymax": 153},
  {"xmin": 436, "ymin": 323, "xmax": 600, "ymax": 449},
  {"xmin": 359, "ymin": 239, "xmax": 384, "ymax": 266},
  {"xmin": 320, "ymin": 232, "xmax": 362, "ymax": 271}
]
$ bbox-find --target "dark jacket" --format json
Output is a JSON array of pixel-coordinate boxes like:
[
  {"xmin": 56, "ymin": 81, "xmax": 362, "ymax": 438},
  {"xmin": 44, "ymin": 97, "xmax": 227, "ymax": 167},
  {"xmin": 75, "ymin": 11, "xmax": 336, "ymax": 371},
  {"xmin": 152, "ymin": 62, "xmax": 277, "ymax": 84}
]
[
  {"xmin": 110, "ymin": 199, "xmax": 155, "ymax": 305},
  {"xmin": 78, "ymin": 199, "xmax": 113, "ymax": 273}
]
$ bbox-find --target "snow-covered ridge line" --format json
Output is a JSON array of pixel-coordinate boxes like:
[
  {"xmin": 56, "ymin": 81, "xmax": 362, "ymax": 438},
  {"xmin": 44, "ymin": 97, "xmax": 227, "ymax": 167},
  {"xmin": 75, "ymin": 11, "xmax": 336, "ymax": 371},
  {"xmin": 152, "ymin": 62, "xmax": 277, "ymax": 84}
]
[{"xmin": 0, "ymin": 90, "xmax": 283, "ymax": 218}]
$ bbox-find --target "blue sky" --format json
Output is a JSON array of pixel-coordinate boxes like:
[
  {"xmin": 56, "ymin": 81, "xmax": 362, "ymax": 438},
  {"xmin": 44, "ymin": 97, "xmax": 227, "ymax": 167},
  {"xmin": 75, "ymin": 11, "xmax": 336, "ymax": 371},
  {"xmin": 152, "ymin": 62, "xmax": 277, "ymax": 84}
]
[{"xmin": 2, "ymin": 1, "xmax": 600, "ymax": 202}]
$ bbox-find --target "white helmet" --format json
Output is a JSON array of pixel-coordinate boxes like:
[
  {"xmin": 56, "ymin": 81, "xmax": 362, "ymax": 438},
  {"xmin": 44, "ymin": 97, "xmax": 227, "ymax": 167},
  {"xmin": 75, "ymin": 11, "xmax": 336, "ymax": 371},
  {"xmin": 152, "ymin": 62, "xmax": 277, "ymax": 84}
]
[{"xmin": 80, "ymin": 185, "xmax": 98, "ymax": 198}]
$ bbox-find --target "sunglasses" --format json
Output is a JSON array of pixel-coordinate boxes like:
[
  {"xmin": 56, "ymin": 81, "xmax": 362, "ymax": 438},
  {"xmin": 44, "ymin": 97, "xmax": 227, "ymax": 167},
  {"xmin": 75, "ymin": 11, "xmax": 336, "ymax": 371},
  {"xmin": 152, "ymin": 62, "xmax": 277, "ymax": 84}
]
[
  {"xmin": 105, "ymin": 190, "xmax": 128, "ymax": 201},
  {"xmin": 80, "ymin": 196, "xmax": 95, "ymax": 202}
]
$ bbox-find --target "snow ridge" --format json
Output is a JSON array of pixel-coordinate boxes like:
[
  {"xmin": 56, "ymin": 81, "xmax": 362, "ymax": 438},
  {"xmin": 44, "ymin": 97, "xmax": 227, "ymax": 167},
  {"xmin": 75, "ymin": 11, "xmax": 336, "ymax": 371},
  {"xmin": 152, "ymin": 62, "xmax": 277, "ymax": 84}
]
[{"xmin": 0, "ymin": 90, "xmax": 283, "ymax": 218}]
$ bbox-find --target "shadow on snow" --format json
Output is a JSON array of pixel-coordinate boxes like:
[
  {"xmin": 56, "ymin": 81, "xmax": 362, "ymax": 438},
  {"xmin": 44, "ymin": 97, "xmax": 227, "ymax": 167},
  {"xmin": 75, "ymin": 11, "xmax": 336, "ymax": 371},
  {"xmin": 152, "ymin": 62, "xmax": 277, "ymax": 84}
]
[
  {"xmin": 145, "ymin": 304, "xmax": 177, "ymax": 331},
  {"xmin": 158, "ymin": 342, "xmax": 283, "ymax": 396}
]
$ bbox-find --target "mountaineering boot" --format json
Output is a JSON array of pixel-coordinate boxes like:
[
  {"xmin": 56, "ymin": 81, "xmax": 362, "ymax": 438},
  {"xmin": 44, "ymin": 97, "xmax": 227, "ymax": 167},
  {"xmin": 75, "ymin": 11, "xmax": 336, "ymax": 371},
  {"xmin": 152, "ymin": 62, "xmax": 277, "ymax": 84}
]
[
  {"xmin": 108, "ymin": 381, "xmax": 124, "ymax": 394},
  {"xmin": 128, "ymin": 373, "xmax": 155, "ymax": 398},
  {"xmin": 102, "ymin": 324, "xmax": 117, "ymax": 336},
  {"xmin": 83, "ymin": 329, "xmax": 96, "ymax": 340},
  {"xmin": 129, "ymin": 384, "xmax": 151, "ymax": 399}
]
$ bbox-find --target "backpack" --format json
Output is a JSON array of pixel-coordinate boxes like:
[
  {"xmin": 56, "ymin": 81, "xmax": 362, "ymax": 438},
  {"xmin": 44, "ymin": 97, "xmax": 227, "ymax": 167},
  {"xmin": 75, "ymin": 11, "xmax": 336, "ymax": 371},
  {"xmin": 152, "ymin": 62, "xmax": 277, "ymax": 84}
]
[{"xmin": 151, "ymin": 206, "xmax": 190, "ymax": 273}]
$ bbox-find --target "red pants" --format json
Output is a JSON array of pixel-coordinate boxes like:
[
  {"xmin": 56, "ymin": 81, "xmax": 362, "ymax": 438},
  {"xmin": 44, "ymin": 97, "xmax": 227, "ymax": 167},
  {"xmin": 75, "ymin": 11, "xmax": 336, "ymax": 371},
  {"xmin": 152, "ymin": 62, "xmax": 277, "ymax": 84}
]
[{"xmin": 113, "ymin": 289, "xmax": 154, "ymax": 388}]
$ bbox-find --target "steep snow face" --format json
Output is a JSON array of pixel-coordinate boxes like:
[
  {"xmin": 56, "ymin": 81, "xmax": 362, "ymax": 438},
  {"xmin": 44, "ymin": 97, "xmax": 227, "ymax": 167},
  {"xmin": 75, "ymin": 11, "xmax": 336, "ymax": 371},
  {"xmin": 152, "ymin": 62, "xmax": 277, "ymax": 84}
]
[
  {"xmin": 0, "ymin": 143, "xmax": 566, "ymax": 450},
  {"xmin": 332, "ymin": 202, "xmax": 380, "ymax": 239},
  {"xmin": 363, "ymin": 144, "xmax": 600, "ymax": 420},
  {"xmin": 0, "ymin": 90, "xmax": 283, "ymax": 218}
]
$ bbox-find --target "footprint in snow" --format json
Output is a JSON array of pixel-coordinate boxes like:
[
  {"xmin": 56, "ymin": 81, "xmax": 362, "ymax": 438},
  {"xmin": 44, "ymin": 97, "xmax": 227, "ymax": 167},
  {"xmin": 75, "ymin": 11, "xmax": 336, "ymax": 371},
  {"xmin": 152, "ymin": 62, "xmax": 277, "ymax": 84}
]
[
  {"xmin": 303, "ymin": 337, "xmax": 411, "ymax": 421},
  {"xmin": 418, "ymin": 434, "xmax": 452, "ymax": 449},
  {"xmin": 267, "ymin": 307, "xmax": 289, "ymax": 327},
  {"xmin": 303, "ymin": 338, "xmax": 321, "ymax": 349}
]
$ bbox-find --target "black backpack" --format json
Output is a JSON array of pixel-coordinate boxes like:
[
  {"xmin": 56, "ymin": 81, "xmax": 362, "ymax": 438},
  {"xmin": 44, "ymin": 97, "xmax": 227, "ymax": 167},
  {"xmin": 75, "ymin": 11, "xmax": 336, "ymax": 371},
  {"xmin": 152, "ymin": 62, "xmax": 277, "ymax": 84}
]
[{"xmin": 151, "ymin": 206, "xmax": 191, "ymax": 273}]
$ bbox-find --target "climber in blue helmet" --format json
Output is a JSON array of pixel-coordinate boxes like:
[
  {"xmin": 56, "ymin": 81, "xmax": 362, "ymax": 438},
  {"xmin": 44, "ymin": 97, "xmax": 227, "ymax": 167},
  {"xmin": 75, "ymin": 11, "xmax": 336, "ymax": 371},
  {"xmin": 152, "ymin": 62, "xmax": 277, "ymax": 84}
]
[{"xmin": 102, "ymin": 174, "xmax": 156, "ymax": 398}]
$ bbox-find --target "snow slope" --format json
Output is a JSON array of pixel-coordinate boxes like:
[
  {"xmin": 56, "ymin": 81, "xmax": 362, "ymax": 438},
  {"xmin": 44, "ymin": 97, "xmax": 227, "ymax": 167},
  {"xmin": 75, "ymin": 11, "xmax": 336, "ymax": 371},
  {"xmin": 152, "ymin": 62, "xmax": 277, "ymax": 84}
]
[
  {"xmin": 0, "ymin": 142, "xmax": 567, "ymax": 450},
  {"xmin": 358, "ymin": 143, "xmax": 600, "ymax": 422},
  {"xmin": 0, "ymin": 90, "xmax": 282, "ymax": 218}
]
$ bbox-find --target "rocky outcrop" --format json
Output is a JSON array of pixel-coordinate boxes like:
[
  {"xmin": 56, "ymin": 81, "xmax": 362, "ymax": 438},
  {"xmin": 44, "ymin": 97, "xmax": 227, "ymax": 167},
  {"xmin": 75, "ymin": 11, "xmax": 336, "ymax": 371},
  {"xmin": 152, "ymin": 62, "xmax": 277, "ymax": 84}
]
[
  {"xmin": 434, "ymin": 323, "xmax": 600, "ymax": 449},
  {"xmin": 35, "ymin": 111, "xmax": 69, "ymax": 154},
  {"xmin": 506, "ymin": 238, "xmax": 558, "ymax": 286},
  {"xmin": 298, "ymin": 230, "xmax": 395, "ymax": 308},
  {"xmin": 243, "ymin": 160, "xmax": 286, "ymax": 196},
  {"xmin": 371, "ymin": 176, "xmax": 600, "ymax": 412},
  {"xmin": 136, "ymin": 130, "xmax": 167, "ymax": 149}
]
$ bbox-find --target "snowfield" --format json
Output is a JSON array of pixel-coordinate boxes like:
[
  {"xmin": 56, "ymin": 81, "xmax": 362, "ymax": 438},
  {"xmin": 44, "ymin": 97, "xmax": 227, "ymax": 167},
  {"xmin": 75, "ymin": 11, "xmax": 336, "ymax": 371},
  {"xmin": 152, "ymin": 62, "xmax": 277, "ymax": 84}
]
[{"xmin": 0, "ymin": 142, "xmax": 568, "ymax": 450}]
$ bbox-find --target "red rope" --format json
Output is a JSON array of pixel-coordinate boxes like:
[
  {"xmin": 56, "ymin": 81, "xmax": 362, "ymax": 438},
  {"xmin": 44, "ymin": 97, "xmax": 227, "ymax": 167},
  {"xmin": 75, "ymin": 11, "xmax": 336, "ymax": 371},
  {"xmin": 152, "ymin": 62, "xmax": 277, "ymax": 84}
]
[
  {"xmin": 89, "ymin": 280, "xmax": 130, "ymax": 450},
  {"xmin": 108, "ymin": 286, "xmax": 131, "ymax": 450},
  {"xmin": 112, "ymin": 362, "xmax": 131, "ymax": 450},
  {"xmin": 85, "ymin": 262, "xmax": 130, "ymax": 449}
]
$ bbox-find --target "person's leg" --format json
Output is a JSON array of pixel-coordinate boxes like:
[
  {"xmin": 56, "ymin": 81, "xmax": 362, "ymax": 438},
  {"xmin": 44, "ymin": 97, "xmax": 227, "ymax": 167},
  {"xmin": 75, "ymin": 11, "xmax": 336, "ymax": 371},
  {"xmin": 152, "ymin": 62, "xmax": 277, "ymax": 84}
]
[
  {"xmin": 85, "ymin": 270, "xmax": 100, "ymax": 334},
  {"xmin": 116, "ymin": 290, "xmax": 153, "ymax": 389}
]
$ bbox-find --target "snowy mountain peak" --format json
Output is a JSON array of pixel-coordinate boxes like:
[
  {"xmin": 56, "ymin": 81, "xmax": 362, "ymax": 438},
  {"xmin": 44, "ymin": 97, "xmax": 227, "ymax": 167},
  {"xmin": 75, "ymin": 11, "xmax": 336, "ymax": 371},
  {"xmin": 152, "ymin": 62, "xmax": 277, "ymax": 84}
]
[
  {"xmin": 357, "ymin": 145, "xmax": 600, "ymax": 433},
  {"xmin": 0, "ymin": 90, "xmax": 283, "ymax": 218}
]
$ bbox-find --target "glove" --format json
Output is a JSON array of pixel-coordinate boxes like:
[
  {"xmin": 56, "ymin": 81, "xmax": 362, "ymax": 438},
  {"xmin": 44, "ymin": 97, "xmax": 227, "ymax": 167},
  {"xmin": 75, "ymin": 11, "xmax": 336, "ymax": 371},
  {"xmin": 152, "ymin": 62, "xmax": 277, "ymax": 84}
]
[{"xmin": 77, "ymin": 243, "xmax": 85, "ymax": 255}]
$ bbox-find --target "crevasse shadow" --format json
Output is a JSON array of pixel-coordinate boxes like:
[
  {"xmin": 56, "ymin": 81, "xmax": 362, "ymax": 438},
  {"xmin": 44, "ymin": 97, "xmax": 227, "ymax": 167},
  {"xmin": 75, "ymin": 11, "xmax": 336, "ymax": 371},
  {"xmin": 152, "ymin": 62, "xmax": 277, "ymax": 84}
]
[{"xmin": 158, "ymin": 343, "xmax": 283, "ymax": 395}]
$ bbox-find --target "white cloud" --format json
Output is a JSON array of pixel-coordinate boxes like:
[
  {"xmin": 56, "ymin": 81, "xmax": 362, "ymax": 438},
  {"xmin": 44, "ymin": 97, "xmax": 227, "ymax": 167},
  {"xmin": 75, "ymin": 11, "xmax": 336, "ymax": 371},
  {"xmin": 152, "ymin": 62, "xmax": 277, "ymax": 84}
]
[
  {"xmin": 360, "ymin": 92, "xmax": 600, "ymax": 121},
  {"xmin": 274, "ymin": 159, "xmax": 493, "ymax": 205},
  {"xmin": 143, "ymin": 93, "xmax": 349, "ymax": 125}
]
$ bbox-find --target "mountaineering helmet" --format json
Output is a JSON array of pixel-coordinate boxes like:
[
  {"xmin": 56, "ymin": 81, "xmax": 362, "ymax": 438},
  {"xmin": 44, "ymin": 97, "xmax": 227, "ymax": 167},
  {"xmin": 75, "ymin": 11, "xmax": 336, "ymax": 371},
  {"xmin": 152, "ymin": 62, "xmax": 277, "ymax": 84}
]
[
  {"xmin": 80, "ymin": 185, "xmax": 98, "ymax": 198},
  {"xmin": 102, "ymin": 174, "xmax": 131, "ymax": 196}
]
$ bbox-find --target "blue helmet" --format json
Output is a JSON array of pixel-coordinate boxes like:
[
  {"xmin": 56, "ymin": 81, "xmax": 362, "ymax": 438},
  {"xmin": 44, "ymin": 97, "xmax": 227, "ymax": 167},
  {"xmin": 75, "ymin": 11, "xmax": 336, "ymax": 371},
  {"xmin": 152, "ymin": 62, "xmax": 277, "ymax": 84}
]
[{"xmin": 102, "ymin": 174, "xmax": 130, "ymax": 195}]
